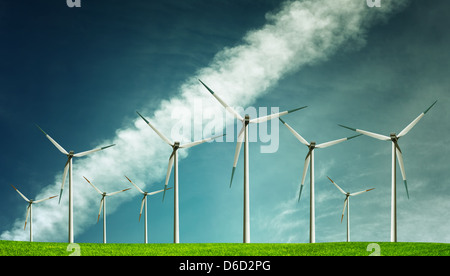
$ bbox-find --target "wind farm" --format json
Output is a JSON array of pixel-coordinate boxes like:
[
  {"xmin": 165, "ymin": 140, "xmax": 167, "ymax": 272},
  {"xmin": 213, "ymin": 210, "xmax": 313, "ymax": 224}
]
[{"xmin": 3, "ymin": 94, "xmax": 438, "ymax": 253}]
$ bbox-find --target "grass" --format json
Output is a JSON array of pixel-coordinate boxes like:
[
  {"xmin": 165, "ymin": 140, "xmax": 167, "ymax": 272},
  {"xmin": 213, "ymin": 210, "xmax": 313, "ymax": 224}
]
[{"xmin": 1, "ymin": 240, "xmax": 450, "ymax": 256}]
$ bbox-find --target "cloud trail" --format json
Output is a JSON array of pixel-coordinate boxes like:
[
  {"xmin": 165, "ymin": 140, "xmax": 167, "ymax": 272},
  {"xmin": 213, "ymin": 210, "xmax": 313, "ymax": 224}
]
[{"xmin": 1, "ymin": 0, "xmax": 409, "ymax": 242}]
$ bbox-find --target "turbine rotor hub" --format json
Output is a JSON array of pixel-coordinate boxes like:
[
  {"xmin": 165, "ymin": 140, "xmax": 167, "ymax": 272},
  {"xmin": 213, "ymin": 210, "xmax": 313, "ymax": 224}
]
[
  {"xmin": 244, "ymin": 114, "xmax": 250, "ymax": 124},
  {"xmin": 390, "ymin": 133, "xmax": 398, "ymax": 141}
]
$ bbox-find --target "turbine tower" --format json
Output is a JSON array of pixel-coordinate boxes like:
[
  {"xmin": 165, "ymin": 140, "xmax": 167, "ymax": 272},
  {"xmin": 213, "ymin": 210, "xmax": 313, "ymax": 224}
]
[
  {"xmin": 36, "ymin": 125, "xmax": 115, "ymax": 243},
  {"xmin": 136, "ymin": 111, "xmax": 223, "ymax": 244},
  {"xmin": 125, "ymin": 176, "xmax": 171, "ymax": 244},
  {"xmin": 278, "ymin": 118, "xmax": 360, "ymax": 243},
  {"xmin": 327, "ymin": 176, "xmax": 374, "ymax": 242},
  {"xmin": 339, "ymin": 100, "xmax": 437, "ymax": 242},
  {"xmin": 199, "ymin": 79, "xmax": 306, "ymax": 243},
  {"xmin": 83, "ymin": 177, "xmax": 131, "ymax": 244},
  {"xmin": 11, "ymin": 185, "xmax": 57, "ymax": 242}
]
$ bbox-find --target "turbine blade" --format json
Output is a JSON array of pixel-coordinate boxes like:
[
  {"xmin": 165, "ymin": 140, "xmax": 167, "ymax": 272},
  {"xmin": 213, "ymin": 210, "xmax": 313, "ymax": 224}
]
[
  {"xmin": 11, "ymin": 185, "xmax": 30, "ymax": 202},
  {"xmin": 83, "ymin": 176, "xmax": 103, "ymax": 195},
  {"xmin": 424, "ymin": 100, "xmax": 438, "ymax": 114},
  {"xmin": 350, "ymin": 188, "xmax": 375, "ymax": 196},
  {"xmin": 58, "ymin": 188, "xmax": 64, "ymax": 205},
  {"xmin": 97, "ymin": 198, "xmax": 104, "ymax": 223},
  {"xmin": 33, "ymin": 195, "xmax": 57, "ymax": 204},
  {"xmin": 198, "ymin": 79, "xmax": 244, "ymax": 121},
  {"xmin": 395, "ymin": 145, "xmax": 409, "ymax": 199},
  {"xmin": 136, "ymin": 111, "xmax": 173, "ymax": 146},
  {"xmin": 338, "ymin": 125, "xmax": 390, "ymax": 141},
  {"xmin": 106, "ymin": 188, "xmax": 131, "ymax": 197},
  {"xmin": 125, "ymin": 176, "xmax": 145, "ymax": 194},
  {"xmin": 180, "ymin": 134, "xmax": 225, "ymax": 149},
  {"xmin": 327, "ymin": 176, "xmax": 347, "ymax": 195},
  {"xmin": 301, "ymin": 151, "xmax": 311, "ymax": 187},
  {"xmin": 279, "ymin": 118, "xmax": 309, "ymax": 146},
  {"xmin": 59, "ymin": 158, "xmax": 71, "ymax": 204},
  {"xmin": 316, "ymin": 134, "xmax": 361, "ymax": 148},
  {"xmin": 139, "ymin": 196, "xmax": 146, "ymax": 222},
  {"xmin": 150, "ymin": 187, "xmax": 172, "ymax": 196},
  {"xmin": 36, "ymin": 125, "xmax": 69, "ymax": 155},
  {"xmin": 73, "ymin": 144, "xmax": 115, "ymax": 158},
  {"xmin": 298, "ymin": 184, "xmax": 304, "ymax": 203},
  {"xmin": 162, "ymin": 186, "xmax": 168, "ymax": 202},
  {"xmin": 162, "ymin": 149, "xmax": 176, "ymax": 202},
  {"xmin": 230, "ymin": 167, "xmax": 236, "ymax": 188},
  {"xmin": 250, "ymin": 106, "xmax": 307, "ymax": 124},
  {"xmin": 298, "ymin": 152, "xmax": 311, "ymax": 202},
  {"xmin": 230, "ymin": 126, "xmax": 245, "ymax": 188},
  {"xmin": 398, "ymin": 100, "xmax": 437, "ymax": 138},
  {"xmin": 341, "ymin": 197, "xmax": 348, "ymax": 223},
  {"xmin": 24, "ymin": 205, "xmax": 31, "ymax": 230},
  {"xmin": 357, "ymin": 129, "xmax": 390, "ymax": 141},
  {"xmin": 165, "ymin": 152, "xmax": 175, "ymax": 187}
]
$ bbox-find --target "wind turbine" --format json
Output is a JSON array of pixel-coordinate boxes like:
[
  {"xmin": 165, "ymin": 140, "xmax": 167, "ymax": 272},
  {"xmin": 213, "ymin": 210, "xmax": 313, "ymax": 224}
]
[
  {"xmin": 36, "ymin": 125, "xmax": 115, "ymax": 243},
  {"xmin": 125, "ymin": 176, "xmax": 172, "ymax": 244},
  {"xmin": 199, "ymin": 79, "xmax": 306, "ymax": 243},
  {"xmin": 339, "ymin": 100, "xmax": 437, "ymax": 242},
  {"xmin": 11, "ymin": 185, "xmax": 57, "ymax": 242},
  {"xmin": 278, "ymin": 118, "xmax": 361, "ymax": 243},
  {"xmin": 83, "ymin": 177, "xmax": 131, "ymax": 244},
  {"xmin": 327, "ymin": 176, "xmax": 374, "ymax": 242},
  {"xmin": 136, "ymin": 111, "xmax": 223, "ymax": 244}
]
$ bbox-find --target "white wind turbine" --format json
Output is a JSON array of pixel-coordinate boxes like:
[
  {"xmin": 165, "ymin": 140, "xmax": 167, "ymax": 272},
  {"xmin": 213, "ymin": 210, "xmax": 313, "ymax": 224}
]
[
  {"xmin": 11, "ymin": 185, "xmax": 57, "ymax": 242},
  {"xmin": 136, "ymin": 111, "xmax": 223, "ymax": 244},
  {"xmin": 199, "ymin": 79, "xmax": 306, "ymax": 243},
  {"xmin": 339, "ymin": 100, "xmax": 437, "ymax": 242},
  {"xmin": 278, "ymin": 118, "xmax": 361, "ymax": 243},
  {"xmin": 125, "ymin": 176, "xmax": 172, "ymax": 244},
  {"xmin": 83, "ymin": 177, "xmax": 131, "ymax": 244},
  {"xmin": 36, "ymin": 125, "xmax": 115, "ymax": 243},
  {"xmin": 327, "ymin": 176, "xmax": 374, "ymax": 242}
]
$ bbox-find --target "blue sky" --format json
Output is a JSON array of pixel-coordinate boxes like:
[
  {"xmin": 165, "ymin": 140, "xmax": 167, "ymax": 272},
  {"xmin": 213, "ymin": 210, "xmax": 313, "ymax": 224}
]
[{"xmin": 1, "ymin": 0, "xmax": 449, "ymax": 244}]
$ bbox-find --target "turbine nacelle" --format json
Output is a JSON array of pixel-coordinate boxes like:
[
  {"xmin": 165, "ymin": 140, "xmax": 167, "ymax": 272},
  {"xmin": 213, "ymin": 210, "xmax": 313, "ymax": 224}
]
[{"xmin": 390, "ymin": 133, "xmax": 398, "ymax": 141}]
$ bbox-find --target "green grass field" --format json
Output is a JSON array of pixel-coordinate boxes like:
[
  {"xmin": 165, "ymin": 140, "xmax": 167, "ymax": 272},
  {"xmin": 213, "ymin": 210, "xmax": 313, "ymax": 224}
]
[{"xmin": 1, "ymin": 240, "xmax": 450, "ymax": 256}]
